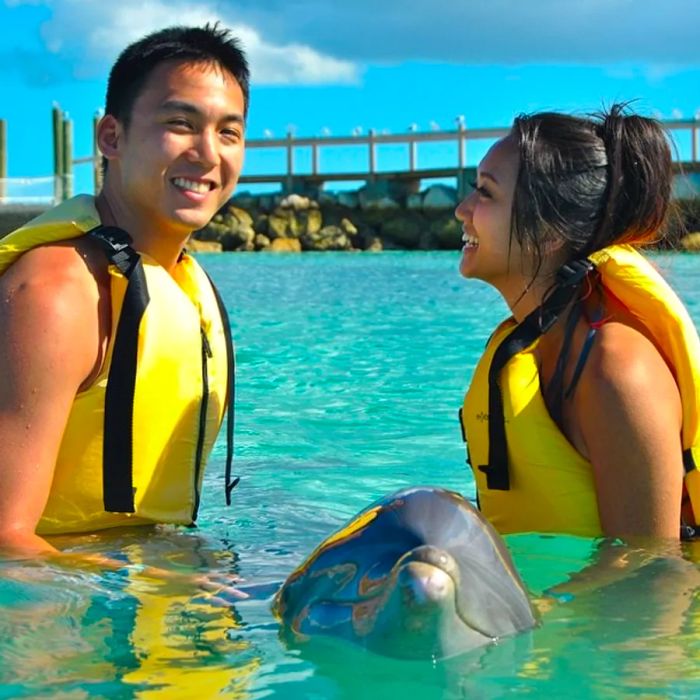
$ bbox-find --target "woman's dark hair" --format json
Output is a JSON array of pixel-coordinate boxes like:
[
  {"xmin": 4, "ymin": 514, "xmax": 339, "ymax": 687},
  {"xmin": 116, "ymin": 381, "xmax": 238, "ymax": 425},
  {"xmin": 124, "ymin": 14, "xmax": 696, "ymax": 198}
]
[
  {"xmin": 509, "ymin": 104, "xmax": 672, "ymax": 275},
  {"xmin": 105, "ymin": 23, "xmax": 250, "ymax": 127}
]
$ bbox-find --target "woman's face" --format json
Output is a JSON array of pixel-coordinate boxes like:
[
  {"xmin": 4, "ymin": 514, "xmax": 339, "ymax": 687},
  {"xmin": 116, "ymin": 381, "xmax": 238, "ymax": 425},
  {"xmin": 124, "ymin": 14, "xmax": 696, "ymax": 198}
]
[{"xmin": 455, "ymin": 136, "xmax": 532, "ymax": 297}]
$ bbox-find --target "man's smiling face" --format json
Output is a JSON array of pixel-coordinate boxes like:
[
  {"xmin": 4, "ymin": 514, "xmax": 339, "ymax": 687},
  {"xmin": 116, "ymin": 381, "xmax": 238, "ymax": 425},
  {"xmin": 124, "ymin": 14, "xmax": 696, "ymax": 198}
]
[{"xmin": 109, "ymin": 58, "xmax": 246, "ymax": 237}]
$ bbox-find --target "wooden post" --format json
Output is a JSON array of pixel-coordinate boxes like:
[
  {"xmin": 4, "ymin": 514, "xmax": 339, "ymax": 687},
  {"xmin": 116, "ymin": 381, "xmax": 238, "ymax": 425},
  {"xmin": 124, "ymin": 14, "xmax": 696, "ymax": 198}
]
[
  {"xmin": 62, "ymin": 115, "xmax": 73, "ymax": 200},
  {"xmin": 312, "ymin": 142, "xmax": 319, "ymax": 175},
  {"xmin": 0, "ymin": 119, "xmax": 6, "ymax": 202},
  {"xmin": 457, "ymin": 118, "xmax": 467, "ymax": 200},
  {"xmin": 369, "ymin": 129, "xmax": 376, "ymax": 183},
  {"xmin": 92, "ymin": 111, "xmax": 103, "ymax": 194},
  {"xmin": 286, "ymin": 129, "xmax": 294, "ymax": 193},
  {"xmin": 52, "ymin": 105, "xmax": 64, "ymax": 202}
]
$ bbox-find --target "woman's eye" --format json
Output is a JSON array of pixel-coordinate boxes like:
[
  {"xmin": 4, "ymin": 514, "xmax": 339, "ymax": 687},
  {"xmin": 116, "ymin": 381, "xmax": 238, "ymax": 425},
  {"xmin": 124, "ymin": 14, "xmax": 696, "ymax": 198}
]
[{"xmin": 470, "ymin": 181, "xmax": 491, "ymax": 198}]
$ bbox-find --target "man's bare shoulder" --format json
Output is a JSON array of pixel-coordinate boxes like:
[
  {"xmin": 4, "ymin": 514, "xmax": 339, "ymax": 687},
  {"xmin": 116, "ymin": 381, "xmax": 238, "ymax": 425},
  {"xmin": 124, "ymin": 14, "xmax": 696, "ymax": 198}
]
[
  {"xmin": 0, "ymin": 239, "xmax": 110, "ymax": 387},
  {"xmin": 2, "ymin": 237, "xmax": 107, "ymax": 293}
]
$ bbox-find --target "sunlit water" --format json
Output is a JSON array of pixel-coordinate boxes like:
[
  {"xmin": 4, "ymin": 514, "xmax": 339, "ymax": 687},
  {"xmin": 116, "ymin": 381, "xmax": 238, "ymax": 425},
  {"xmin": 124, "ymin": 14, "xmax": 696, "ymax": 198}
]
[{"xmin": 2, "ymin": 251, "xmax": 700, "ymax": 699}]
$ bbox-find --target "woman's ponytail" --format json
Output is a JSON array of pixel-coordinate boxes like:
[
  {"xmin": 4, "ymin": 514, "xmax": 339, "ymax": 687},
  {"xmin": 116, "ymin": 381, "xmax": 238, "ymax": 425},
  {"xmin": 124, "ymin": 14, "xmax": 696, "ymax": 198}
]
[{"xmin": 593, "ymin": 104, "xmax": 672, "ymax": 249}]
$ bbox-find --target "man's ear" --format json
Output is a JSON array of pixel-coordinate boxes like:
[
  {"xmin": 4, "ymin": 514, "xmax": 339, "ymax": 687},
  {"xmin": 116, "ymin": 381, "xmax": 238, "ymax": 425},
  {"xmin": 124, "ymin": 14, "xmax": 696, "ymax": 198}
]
[{"xmin": 96, "ymin": 114, "xmax": 123, "ymax": 162}]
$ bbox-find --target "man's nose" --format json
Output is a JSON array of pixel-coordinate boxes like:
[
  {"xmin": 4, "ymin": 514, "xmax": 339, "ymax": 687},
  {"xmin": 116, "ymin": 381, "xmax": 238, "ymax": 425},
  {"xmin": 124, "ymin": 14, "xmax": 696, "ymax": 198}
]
[{"xmin": 191, "ymin": 128, "xmax": 220, "ymax": 168}]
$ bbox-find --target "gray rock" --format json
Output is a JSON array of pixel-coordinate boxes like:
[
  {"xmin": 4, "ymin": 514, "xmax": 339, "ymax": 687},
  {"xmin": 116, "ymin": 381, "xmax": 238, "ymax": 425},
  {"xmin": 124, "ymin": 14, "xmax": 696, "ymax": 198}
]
[
  {"xmin": 363, "ymin": 236, "xmax": 383, "ymax": 252},
  {"xmin": 268, "ymin": 208, "xmax": 302, "ymax": 239},
  {"xmin": 280, "ymin": 193, "xmax": 311, "ymax": 210},
  {"xmin": 301, "ymin": 208, "xmax": 323, "ymax": 236},
  {"xmin": 254, "ymin": 233, "xmax": 271, "ymax": 250},
  {"xmin": 358, "ymin": 181, "xmax": 405, "ymax": 211},
  {"xmin": 406, "ymin": 193, "xmax": 424, "ymax": 210},
  {"xmin": 221, "ymin": 226, "xmax": 255, "ymax": 251},
  {"xmin": 680, "ymin": 232, "xmax": 700, "ymax": 251},
  {"xmin": 423, "ymin": 184, "xmax": 458, "ymax": 210},
  {"xmin": 337, "ymin": 191, "xmax": 359, "ymax": 208},
  {"xmin": 258, "ymin": 195, "xmax": 276, "ymax": 212},
  {"xmin": 430, "ymin": 215, "xmax": 462, "ymax": 249},
  {"xmin": 318, "ymin": 191, "xmax": 339, "ymax": 206},
  {"xmin": 340, "ymin": 218, "xmax": 358, "ymax": 236},
  {"xmin": 302, "ymin": 225, "xmax": 352, "ymax": 251},
  {"xmin": 223, "ymin": 206, "xmax": 254, "ymax": 228},
  {"xmin": 381, "ymin": 216, "xmax": 423, "ymax": 248}
]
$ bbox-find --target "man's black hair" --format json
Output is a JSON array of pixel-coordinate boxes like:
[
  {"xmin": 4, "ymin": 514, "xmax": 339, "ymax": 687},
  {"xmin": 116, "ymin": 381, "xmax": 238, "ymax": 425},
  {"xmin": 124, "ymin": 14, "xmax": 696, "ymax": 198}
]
[{"xmin": 105, "ymin": 23, "xmax": 250, "ymax": 127}]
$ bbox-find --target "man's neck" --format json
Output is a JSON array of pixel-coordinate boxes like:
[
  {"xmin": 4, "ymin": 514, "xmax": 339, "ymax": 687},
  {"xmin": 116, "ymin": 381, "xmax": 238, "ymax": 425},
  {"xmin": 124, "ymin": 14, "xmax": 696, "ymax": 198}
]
[{"xmin": 95, "ymin": 188, "xmax": 189, "ymax": 273}]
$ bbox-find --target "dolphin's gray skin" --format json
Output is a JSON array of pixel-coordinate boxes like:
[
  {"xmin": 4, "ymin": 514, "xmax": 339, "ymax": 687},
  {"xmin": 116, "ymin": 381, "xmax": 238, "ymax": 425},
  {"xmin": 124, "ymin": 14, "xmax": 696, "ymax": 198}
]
[{"xmin": 273, "ymin": 486, "xmax": 536, "ymax": 659}]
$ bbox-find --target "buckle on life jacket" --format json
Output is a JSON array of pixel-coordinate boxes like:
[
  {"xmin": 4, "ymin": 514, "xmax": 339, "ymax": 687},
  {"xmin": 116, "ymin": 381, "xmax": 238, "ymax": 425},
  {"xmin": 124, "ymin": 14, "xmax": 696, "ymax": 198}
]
[
  {"xmin": 87, "ymin": 225, "xmax": 140, "ymax": 277},
  {"xmin": 681, "ymin": 523, "xmax": 697, "ymax": 541},
  {"xmin": 555, "ymin": 258, "xmax": 595, "ymax": 288}
]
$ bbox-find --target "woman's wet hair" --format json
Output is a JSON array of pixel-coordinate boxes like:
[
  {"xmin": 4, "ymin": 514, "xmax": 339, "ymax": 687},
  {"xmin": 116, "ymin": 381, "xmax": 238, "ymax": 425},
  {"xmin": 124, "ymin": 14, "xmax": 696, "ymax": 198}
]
[{"xmin": 509, "ymin": 104, "xmax": 673, "ymax": 274}]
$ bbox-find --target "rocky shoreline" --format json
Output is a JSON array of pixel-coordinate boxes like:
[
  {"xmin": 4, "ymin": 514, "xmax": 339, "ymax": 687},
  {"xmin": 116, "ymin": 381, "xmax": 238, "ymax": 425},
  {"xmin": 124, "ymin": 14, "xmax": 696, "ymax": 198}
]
[
  {"xmin": 192, "ymin": 183, "xmax": 464, "ymax": 252},
  {"xmin": 1, "ymin": 185, "xmax": 699, "ymax": 252},
  {"xmin": 191, "ymin": 185, "xmax": 700, "ymax": 253}
]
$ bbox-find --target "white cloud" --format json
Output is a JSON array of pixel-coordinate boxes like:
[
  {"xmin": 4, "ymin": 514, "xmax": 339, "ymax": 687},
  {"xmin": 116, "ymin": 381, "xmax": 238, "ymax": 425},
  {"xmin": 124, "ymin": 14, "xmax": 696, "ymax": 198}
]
[
  {"xmin": 212, "ymin": 0, "xmax": 700, "ymax": 66},
  {"xmin": 7, "ymin": 0, "xmax": 699, "ymax": 85},
  {"xmin": 30, "ymin": 0, "xmax": 359, "ymax": 85}
]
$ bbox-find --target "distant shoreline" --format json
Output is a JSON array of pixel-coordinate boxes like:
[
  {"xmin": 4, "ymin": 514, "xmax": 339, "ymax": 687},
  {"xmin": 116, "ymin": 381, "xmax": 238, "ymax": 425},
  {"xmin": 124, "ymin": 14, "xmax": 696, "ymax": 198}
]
[{"xmin": 2, "ymin": 191, "xmax": 699, "ymax": 252}]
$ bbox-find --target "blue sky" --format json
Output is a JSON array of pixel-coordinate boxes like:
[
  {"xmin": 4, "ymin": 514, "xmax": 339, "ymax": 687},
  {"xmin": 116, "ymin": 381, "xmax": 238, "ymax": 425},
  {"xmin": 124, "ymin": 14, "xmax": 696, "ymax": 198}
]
[{"xmin": 1, "ymin": 0, "xmax": 699, "ymax": 195}]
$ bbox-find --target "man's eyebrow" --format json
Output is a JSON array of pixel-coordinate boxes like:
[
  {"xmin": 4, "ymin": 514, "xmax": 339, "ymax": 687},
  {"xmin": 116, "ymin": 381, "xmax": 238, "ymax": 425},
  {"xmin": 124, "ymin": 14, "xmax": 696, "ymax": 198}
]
[{"xmin": 159, "ymin": 100, "xmax": 245, "ymax": 123}]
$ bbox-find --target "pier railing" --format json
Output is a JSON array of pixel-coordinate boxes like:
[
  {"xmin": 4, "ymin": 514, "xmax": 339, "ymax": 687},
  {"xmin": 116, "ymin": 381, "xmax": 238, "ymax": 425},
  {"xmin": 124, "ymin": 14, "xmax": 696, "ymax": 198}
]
[
  {"xmin": 0, "ymin": 113, "xmax": 699, "ymax": 204},
  {"xmin": 237, "ymin": 120, "xmax": 699, "ymax": 193}
]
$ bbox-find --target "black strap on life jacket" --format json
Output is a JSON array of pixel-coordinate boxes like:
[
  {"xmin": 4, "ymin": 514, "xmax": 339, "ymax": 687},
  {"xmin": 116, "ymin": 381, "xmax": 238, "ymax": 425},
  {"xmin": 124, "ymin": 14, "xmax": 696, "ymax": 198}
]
[
  {"xmin": 203, "ymin": 271, "xmax": 239, "ymax": 505},
  {"xmin": 86, "ymin": 225, "xmax": 149, "ymax": 513},
  {"xmin": 681, "ymin": 449, "xmax": 699, "ymax": 540},
  {"xmin": 479, "ymin": 258, "xmax": 595, "ymax": 491},
  {"xmin": 683, "ymin": 449, "xmax": 697, "ymax": 475}
]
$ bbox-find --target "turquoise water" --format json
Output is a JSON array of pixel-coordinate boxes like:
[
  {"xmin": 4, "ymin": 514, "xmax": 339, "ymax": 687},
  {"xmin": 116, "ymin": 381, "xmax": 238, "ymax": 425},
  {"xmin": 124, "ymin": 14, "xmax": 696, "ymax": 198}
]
[{"xmin": 2, "ymin": 251, "xmax": 700, "ymax": 698}]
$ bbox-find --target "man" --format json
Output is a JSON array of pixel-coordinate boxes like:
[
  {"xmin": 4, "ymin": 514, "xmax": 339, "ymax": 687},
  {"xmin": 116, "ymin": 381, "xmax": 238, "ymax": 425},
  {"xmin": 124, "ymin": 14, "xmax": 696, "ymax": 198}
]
[{"xmin": 0, "ymin": 25, "xmax": 247, "ymax": 557}]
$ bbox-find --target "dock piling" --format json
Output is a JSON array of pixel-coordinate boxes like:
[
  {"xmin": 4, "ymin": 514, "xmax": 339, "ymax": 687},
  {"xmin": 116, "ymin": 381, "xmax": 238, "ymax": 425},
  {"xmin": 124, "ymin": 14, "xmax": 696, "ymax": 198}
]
[{"xmin": 0, "ymin": 119, "xmax": 6, "ymax": 202}]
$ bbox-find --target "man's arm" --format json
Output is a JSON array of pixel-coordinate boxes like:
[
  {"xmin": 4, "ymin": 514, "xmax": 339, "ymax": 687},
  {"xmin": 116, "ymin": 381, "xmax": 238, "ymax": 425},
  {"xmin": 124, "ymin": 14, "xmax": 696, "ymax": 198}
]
[{"xmin": 0, "ymin": 243, "xmax": 103, "ymax": 555}]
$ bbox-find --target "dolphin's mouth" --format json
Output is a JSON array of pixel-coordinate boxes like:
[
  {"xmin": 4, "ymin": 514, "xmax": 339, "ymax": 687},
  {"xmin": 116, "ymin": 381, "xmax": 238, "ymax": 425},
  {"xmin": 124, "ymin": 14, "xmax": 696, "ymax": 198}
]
[
  {"xmin": 350, "ymin": 545, "xmax": 493, "ymax": 643},
  {"xmin": 390, "ymin": 555, "xmax": 495, "ymax": 640}
]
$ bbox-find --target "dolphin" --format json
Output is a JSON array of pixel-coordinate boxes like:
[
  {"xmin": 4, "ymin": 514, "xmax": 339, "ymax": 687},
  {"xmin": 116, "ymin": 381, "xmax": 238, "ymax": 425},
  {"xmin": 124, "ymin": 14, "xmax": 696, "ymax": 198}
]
[{"xmin": 272, "ymin": 486, "xmax": 537, "ymax": 659}]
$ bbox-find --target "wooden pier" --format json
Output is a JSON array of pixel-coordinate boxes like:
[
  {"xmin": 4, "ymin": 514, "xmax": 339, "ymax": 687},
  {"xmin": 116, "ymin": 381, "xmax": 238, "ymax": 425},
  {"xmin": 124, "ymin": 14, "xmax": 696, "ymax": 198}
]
[
  {"xmin": 1, "ymin": 113, "xmax": 699, "ymax": 204},
  {"xmin": 81, "ymin": 118, "xmax": 700, "ymax": 199}
]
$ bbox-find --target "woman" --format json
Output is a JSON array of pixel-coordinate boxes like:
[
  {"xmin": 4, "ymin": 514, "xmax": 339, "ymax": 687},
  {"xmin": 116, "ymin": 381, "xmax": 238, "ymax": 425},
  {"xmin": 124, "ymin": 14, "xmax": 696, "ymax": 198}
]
[{"xmin": 457, "ymin": 105, "xmax": 700, "ymax": 541}]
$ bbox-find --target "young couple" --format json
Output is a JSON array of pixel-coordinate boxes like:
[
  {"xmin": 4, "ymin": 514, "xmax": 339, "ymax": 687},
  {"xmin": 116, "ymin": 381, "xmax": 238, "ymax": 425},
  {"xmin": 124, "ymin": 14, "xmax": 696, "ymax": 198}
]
[{"xmin": 1, "ymin": 25, "xmax": 697, "ymax": 575}]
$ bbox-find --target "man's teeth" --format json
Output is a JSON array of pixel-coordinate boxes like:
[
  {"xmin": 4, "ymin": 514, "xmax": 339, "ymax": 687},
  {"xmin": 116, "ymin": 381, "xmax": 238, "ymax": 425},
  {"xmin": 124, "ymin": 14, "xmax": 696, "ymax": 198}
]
[
  {"xmin": 173, "ymin": 177, "xmax": 211, "ymax": 194},
  {"xmin": 462, "ymin": 232, "xmax": 479, "ymax": 247}
]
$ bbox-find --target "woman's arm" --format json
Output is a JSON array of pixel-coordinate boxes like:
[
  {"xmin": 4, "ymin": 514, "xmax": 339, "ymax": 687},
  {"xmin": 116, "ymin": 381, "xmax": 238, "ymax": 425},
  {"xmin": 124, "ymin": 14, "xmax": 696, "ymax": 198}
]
[{"xmin": 573, "ymin": 321, "xmax": 683, "ymax": 540}]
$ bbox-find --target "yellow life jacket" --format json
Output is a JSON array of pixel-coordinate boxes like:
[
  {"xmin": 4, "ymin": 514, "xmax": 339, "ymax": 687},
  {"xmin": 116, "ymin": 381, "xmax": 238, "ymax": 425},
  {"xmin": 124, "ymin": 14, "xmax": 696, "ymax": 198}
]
[
  {"xmin": 461, "ymin": 245, "xmax": 700, "ymax": 537},
  {"xmin": 0, "ymin": 196, "xmax": 235, "ymax": 535}
]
